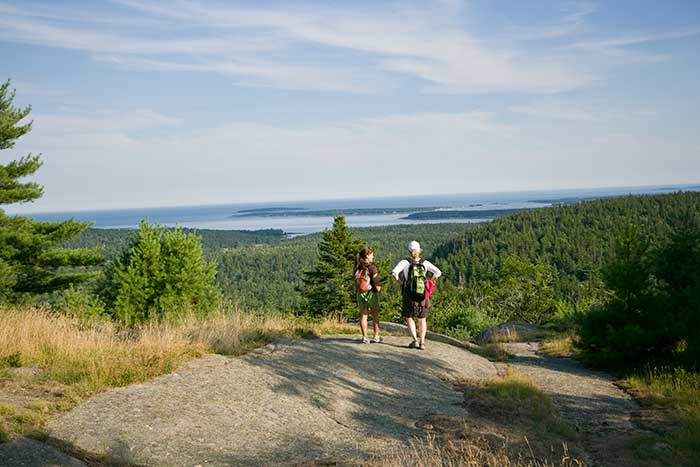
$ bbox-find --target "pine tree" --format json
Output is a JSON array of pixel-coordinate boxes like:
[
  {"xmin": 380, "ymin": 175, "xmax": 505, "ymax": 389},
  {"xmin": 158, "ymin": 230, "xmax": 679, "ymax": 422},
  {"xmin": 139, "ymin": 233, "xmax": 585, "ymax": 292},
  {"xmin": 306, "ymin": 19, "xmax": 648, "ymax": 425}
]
[
  {"xmin": 99, "ymin": 221, "xmax": 220, "ymax": 325},
  {"xmin": 300, "ymin": 216, "xmax": 364, "ymax": 318},
  {"xmin": 0, "ymin": 80, "xmax": 103, "ymax": 302}
]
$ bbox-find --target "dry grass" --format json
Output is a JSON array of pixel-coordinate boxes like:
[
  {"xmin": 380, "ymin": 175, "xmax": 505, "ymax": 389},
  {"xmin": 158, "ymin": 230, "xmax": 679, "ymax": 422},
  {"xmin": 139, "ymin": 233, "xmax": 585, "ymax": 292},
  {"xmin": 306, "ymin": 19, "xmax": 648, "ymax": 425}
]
[
  {"xmin": 0, "ymin": 306, "xmax": 356, "ymax": 439},
  {"xmin": 460, "ymin": 369, "xmax": 577, "ymax": 447},
  {"xmin": 482, "ymin": 369, "xmax": 560, "ymax": 425},
  {"xmin": 379, "ymin": 434, "xmax": 583, "ymax": 467},
  {"xmin": 626, "ymin": 367, "xmax": 700, "ymax": 465},
  {"xmin": 414, "ymin": 370, "xmax": 586, "ymax": 466},
  {"xmin": 539, "ymin": 335, "xmax": 578, "ymax": 358},
  {"xmin": 0, "ymin": 307, "xmax": 208, "ymax": 394},
  {"xmin": 490, "ymin": 329, "xmax": 523, "ymax": 343},
  {"xmin": 470, "ymin": 342, "xmax": 512, "ymax": 362}
]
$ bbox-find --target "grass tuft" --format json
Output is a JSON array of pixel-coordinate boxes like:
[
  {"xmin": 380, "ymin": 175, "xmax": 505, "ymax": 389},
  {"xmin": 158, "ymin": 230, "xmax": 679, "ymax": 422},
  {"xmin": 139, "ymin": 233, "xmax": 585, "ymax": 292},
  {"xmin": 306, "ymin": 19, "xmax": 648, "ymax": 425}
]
[
  {"xmin": 379, "ymin": 433, "xmax": 583, "ymax": 466},
  {"xmin": 480, "ymin": 369, "xmax": 575, "ymax": 440},
  {"xmin": 478, "ymin": 343, "xmax": 512, "ymax": 362},
  {"xmin": 626, "ymin": 366, "xmax": 700, "ymax": 464},
  {"xmin": 539, "ymin": 335, "xmax": 578, "ymax": 358}
]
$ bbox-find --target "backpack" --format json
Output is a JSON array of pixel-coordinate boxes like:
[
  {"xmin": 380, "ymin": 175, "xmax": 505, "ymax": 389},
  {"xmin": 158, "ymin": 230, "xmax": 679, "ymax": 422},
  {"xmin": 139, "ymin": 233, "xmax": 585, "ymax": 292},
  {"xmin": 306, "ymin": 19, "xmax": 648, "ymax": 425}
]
[
  {"xmin": 406, "ymin": 258, "xmax": 427, "ymax": 302},
  {"xmin": 355, "ymin": 267, "xmax": 372, "ymax": 292}
]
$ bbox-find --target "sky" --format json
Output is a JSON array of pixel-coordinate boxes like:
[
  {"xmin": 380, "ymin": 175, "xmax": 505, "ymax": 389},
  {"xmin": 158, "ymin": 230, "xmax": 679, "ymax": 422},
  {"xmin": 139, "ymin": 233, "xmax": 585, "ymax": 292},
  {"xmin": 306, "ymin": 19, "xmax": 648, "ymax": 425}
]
[{"xmin": 2, "ymin": 0, "xmax": 700, "ymax": 213}]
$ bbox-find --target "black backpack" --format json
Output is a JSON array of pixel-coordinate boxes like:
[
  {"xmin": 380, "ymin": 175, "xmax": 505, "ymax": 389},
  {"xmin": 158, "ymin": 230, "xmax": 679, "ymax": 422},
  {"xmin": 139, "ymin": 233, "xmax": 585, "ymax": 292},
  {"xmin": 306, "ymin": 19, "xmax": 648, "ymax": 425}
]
[{"xmin": 406, "ymin": 258, "xmax": 427, "ymax": 302}]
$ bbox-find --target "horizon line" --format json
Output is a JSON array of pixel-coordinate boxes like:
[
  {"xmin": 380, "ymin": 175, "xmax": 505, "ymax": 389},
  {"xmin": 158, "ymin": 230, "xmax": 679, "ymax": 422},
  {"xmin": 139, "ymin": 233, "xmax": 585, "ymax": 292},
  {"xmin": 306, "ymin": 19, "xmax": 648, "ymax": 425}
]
[{"xmin": 7, "ymin": 181, "xmax": 700, "ymax": 217}]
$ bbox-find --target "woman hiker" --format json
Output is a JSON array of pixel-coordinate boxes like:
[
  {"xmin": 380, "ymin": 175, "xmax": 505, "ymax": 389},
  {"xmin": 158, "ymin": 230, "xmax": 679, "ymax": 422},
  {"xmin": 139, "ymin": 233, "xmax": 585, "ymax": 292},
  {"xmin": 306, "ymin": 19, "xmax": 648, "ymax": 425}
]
[
  {"xmin": 391, "ymin": 241, "xmax": 441, "ymax": 350},
  {"xmin": 355, "ymin": 246, "xmax": 382, "ymax": 344}
]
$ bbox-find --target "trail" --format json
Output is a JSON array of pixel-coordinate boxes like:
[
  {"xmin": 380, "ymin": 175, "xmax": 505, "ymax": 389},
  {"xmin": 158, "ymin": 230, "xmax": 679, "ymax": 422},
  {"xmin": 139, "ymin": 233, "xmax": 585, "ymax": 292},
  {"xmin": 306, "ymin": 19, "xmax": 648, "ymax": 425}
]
[{"xmin": 504, "ymin": 342, "xmax": 664, "ymax": 467}]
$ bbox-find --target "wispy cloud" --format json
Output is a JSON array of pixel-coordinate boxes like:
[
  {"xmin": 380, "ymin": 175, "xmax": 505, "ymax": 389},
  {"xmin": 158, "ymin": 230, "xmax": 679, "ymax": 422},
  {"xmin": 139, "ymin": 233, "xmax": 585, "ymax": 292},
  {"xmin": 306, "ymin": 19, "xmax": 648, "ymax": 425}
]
[
  {"xmin": 507, "ymin": 102, "xmax": 656, "ymax": 123},
  {"xmin": 0, "ymin": 0, "xmax": 595, "ymax": 94},
  {"xmin": 569, "ymin": 28, "xmax": 700, "ymax": 63},
  {"xmin": 2, "ymin": 1, "xmax": 696, "ymax": 95},
  {"xmin": 498, "ymin": 1, "xmax": 596, "ymax": 41},
  {"xmin": 571, "ymin": 28, "xmax": 700, "ymax": 50},
  {"xmin": 508, "ymin": 104, "xmax": 598, "ymax": 122},
  {"xmin": 33, "ymin": 109, "xmax": 182, "ymax": 135}
]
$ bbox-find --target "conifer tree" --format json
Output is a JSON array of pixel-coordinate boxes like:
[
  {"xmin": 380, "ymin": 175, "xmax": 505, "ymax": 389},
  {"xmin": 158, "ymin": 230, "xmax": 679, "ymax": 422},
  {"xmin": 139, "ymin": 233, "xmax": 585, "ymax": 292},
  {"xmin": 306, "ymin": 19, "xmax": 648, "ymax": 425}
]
[
  {"xmin": 300, "ymin": 215, "xmax": 364, "ymax": 318},
  {"xmin": 0, "ymin": 80, "xmax": 103, "ymax": 302},
  {"xmin": 99, "ymin": 221, "xmax": 220, "ymax": 325}
]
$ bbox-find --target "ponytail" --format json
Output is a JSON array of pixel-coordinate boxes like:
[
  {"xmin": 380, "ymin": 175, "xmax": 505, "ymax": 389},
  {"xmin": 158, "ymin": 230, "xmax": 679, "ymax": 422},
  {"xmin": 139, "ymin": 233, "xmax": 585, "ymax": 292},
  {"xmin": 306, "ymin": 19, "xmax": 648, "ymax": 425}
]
[{"xmin": 355, "ymin": 247, "xmax": 373, "ymax": 272}]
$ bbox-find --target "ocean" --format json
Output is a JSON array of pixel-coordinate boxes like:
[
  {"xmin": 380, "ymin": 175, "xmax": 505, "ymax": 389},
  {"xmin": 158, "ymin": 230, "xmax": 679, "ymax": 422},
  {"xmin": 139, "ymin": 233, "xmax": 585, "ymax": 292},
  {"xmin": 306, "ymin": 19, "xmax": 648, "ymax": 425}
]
[{"xmin": 22, "ymin": 184, "xmax": 700, "ymax": 236}]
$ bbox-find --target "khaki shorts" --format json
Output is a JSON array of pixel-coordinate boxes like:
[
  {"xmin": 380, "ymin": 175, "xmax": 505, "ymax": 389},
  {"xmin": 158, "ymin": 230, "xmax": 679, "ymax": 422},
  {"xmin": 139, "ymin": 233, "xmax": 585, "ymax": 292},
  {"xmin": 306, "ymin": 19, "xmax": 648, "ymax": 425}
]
[{"xmin": 401, "ymin": 290, "xmax": 430, "ymax": 319}]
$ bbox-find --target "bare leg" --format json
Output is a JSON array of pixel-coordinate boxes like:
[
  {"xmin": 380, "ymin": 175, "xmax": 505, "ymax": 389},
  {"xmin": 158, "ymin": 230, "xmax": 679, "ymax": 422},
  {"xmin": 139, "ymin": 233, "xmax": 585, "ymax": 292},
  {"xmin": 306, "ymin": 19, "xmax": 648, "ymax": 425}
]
[
  {"xmin": 371, "ymin": 307, "xmax": 380, "ymax": 335},
  {"xmin": 407, "ymin": 317, "xmax": 418, "ymax": 342},
  {"xmin": 360, "ymin": 311, "xmax": 369, "ymax": 337},
  {"xmin": 418, "ymin": 317, "xmax": 427, "ymax": 345}
]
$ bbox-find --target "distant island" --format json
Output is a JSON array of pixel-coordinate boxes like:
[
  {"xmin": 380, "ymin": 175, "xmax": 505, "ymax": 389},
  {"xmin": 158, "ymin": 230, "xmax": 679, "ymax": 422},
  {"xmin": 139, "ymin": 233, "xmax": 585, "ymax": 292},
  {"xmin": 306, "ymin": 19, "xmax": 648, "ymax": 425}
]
[
  {"xmin": 401, "ymin": 208, "xmax": 527, "ymax": 220},
  {"xmin": 232, "ymin": 206, "xmax": 443, "ymax": 218},
  {"xmin": 236, "ymin": 207, "xmax": 306, "ymax": 214}
]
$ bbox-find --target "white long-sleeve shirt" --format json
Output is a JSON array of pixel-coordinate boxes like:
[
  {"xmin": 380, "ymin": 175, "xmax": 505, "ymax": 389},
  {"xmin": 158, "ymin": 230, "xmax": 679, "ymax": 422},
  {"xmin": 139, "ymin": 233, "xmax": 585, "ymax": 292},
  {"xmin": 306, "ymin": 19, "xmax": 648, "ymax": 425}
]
[{"xmin": 392, "ymin": 258, "xmax": 442, "ymax": 283}]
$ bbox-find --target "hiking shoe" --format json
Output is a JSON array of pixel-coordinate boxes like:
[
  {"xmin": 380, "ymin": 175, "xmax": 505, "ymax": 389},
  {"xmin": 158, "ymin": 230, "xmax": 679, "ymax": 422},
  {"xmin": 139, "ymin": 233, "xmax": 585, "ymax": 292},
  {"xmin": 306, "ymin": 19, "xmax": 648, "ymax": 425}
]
[
  {"xmin": 418, "ymin": 342, "xmax": 426, "ymax": 351},
  {"xmin": 372, "ymin": 334, "xmax": 382, "ymax": 343},
  {"xmin": 407, "ymin": 340, "xmax": 418, "ymax": 349},
  {"xmin": 361, "ymin": 336, "xmax": 371, "ymax": 344}
]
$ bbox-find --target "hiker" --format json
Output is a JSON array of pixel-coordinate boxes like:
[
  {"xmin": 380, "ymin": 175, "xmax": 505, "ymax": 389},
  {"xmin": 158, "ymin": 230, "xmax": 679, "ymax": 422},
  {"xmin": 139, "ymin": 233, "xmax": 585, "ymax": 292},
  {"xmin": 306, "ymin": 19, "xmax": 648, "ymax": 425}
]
[
  {"xmin": 391, "ymin": 241, "xmax": 441, "ymax": 350},
  {"xmin": 355, "ymin": 246, "xmax": 382, "ymax": 344}
]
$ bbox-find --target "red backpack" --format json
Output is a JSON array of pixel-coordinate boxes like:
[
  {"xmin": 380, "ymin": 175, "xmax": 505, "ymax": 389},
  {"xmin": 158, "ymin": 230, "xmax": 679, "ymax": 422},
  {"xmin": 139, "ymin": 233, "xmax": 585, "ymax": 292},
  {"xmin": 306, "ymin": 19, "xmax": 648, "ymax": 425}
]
[{"xmin": 355, "ymin": 267, "xmax": 371, "ymax": 292}]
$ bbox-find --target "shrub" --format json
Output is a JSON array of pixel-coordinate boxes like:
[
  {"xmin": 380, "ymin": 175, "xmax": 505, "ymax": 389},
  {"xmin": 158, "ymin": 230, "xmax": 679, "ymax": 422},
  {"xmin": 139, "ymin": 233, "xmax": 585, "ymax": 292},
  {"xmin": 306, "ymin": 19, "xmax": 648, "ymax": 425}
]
[
  {"xmin": 99, "ymin": 221, "xmax": 220, "ymax": 324},
  {"xmin": 480, "ymin": 256, "xmax": 559, "ymax": 325},
  {"xmin": 429, "ymin": 296, "xmax": 497, "ymax": 341},
  {"xmin": 54, "ymin": 285, "xmax": 106, "ymax": 320}
]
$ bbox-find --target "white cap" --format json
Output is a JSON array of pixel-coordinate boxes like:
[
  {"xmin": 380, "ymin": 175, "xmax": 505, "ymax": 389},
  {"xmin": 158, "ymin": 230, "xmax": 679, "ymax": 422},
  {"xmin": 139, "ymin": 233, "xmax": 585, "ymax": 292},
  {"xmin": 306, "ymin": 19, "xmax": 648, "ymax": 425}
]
[{"xmin": 407, "ymin": 240, "xmax": 421, "ymax": 252}]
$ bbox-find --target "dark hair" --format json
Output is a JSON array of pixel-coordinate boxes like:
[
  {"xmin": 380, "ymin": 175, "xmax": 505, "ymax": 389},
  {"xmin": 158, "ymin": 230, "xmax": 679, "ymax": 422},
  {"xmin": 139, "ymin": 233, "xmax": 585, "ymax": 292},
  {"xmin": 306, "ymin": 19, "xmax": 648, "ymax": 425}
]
[{"xmin": 354, "ymin": 247, "xmax": 373, "ymax": 273}]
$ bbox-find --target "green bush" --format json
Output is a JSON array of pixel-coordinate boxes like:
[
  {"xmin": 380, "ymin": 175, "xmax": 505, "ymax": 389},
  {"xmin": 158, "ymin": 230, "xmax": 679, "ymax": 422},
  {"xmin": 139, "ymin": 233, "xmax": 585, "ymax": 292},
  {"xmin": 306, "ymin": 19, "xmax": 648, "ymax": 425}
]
[
  {"xmin": 429, "ymin": 296, "xmax": 496, "ymax": 341},
  {"xmin": 54, "ymin": 285, "xmax": 106, "ymax": 320},
  {"xmin": 479, "ymin": 256, "xmax": 559, "ymax": 325},
  {"xmin": 99, "ymin": 221, "xmax": 220, "ymax": 324}
]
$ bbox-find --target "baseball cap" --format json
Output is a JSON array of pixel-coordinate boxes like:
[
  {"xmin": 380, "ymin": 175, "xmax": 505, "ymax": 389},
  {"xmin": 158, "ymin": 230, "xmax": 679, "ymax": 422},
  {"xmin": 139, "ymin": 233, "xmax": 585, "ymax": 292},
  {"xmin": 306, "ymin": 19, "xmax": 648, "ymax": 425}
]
[{"xmin": 407, "ymin": 240, "xmax": 421, "ymax": 252}]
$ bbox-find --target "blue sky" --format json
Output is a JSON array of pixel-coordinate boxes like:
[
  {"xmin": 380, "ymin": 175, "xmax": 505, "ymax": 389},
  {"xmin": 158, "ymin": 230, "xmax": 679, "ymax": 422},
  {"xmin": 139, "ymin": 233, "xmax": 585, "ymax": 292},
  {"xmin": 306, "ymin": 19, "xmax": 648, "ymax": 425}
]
[{"xmin": 2, "ymin": 0, "xmax": 699, "ymax": 213}]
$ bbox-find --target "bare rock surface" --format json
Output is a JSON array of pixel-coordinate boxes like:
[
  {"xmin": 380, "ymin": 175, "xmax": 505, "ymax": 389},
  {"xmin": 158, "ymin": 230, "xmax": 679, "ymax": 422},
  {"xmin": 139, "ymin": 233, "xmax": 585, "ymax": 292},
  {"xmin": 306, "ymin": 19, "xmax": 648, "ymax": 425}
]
[
  {"xmin": 0, "ymin": 437, "xmax": 86, "ymax": 467},
  {"xmin": 46, "ymin": 335, "xmax": 496, "ymax": 466}
]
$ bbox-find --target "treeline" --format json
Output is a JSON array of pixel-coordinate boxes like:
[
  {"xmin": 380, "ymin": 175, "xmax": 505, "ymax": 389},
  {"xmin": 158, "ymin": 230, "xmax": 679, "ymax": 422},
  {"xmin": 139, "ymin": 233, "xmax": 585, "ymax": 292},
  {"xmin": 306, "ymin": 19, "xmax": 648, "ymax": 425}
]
[
  {"xmin": 433, "ymin": 192, "xmax": 700, "ymax": 309},
  {"xmin": 64, "ymin": 228, "xmax": 286, "ymax": 258}
]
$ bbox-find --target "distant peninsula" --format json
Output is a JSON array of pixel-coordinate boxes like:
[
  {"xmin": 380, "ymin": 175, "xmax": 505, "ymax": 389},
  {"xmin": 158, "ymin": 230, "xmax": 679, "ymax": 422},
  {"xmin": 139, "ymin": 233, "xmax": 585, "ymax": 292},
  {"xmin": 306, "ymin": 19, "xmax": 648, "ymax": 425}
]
[
  {"xmin": 232, "ymin": 207, "xmax": 443, "ymax": 218},
  {"xmin": 401, "ymin": 208, "xmax": 527, "ymax": 220},
  {"xmin": 236, "ymin": 207, "xmax": 306, "ymax": 214}
]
